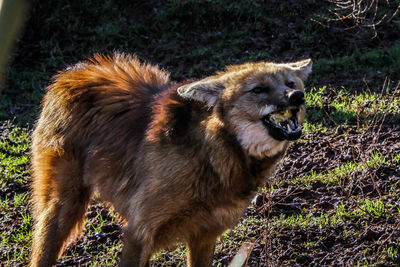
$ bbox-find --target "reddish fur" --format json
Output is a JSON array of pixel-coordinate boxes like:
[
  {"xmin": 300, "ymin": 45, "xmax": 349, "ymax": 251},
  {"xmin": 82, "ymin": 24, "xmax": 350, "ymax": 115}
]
[{"xmin": 30, "ymin": 53, "xmax": 309, "ymax": 266}]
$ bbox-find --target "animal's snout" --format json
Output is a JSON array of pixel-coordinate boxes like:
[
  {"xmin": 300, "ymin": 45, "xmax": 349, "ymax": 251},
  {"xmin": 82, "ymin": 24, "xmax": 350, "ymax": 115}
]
[{"xmin": 287, "ymin": 90, "xmax": 305, "ymax": 106}]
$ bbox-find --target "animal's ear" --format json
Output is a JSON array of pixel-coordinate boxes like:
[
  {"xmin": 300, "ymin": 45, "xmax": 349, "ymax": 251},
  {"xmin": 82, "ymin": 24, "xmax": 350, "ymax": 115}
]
[
  {"xmin": 177, "ymin": 78, "xmax": 224, "ymax": 106},
  {"xmin": 288, "ymin": 59, "xmax": 312, "ymax": 81}
]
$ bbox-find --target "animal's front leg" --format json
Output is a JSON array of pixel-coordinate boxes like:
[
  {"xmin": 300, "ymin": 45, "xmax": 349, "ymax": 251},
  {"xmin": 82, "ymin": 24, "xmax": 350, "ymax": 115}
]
[
  {"xmin": 120, "ymin": 227, "xmax": 151, "ymax": 267},
  {"xmin": 187, "ymin": 235, "xmax": 216, "ymax": 267}
]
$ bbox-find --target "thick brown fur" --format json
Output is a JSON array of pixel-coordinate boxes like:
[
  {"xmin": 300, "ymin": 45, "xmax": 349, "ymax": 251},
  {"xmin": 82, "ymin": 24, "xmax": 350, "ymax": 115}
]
[{"xmin": 30, "ymin": 53, "xmax": 311, "ymax": 266}]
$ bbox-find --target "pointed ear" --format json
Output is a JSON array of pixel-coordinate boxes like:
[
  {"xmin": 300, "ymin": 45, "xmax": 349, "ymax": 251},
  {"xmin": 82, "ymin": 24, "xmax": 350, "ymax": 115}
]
[
  {"xmin": 177, "ymin": 78, "xmax": 224, "ymax": 106},
  {"xmin": 288, "ymin": 59, "xmax": 312, "ymax": 81}
]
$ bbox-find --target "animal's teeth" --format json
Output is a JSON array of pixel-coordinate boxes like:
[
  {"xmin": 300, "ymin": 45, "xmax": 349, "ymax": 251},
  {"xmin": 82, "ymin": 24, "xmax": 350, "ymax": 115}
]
[
  {"xmin": 289, "ymin": 120, "xmax": 295, "ymax": 129},
  {"xmin": 287, "ymin": 124, "xmax": 291, "ymax": 132},
  {"xmin": 283, "ymin": 109, "xmax": 292, "ymax": 118},
  {"xmin": 269, "ymin": 110, "xmax": 293, "ymax": 123}
]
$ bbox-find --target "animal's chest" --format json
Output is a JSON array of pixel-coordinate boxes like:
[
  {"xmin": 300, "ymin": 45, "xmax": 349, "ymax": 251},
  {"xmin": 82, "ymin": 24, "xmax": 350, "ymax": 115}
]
[{"xmin": 209, "ymin": 201, "xmax": 249, "ymax": 229}]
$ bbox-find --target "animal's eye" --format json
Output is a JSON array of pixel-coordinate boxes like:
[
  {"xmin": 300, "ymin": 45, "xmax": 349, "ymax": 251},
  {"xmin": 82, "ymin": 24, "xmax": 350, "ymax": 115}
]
[
  {"xmin": 252, "ymin": 87, "xmax": 269, "ymax": 94},
  {"xmin": 286, "ymin": 81, "xmax": 296, "ymax": 89}
]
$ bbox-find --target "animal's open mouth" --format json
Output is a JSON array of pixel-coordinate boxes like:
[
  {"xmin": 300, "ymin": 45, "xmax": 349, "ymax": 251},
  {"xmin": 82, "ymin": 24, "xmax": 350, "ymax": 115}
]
[{"xmin": 262, "ymin": 109, "xmax": 302, "ymax": 141}]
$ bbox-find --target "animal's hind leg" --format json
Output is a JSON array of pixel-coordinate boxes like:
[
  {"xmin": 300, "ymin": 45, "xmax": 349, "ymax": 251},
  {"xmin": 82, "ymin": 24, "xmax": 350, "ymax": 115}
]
[{"xmin": 30, "ymin": 149, "xmax": 91, "ymax": 267}]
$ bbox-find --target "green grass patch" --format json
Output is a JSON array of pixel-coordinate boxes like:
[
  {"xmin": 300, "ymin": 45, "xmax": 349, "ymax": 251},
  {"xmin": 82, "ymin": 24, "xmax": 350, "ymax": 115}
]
[
  {"xmin": 292, "ymin": 153, "xmax": 387, "ymax": 187},
  {"xmin": 305, "ymin": 84, "xmax": 400, "ymax": 127},
  {"xmin": 0, "ymin": 125, "xmax": 31, "ymax": 190},
  {"xmin": 0, "ymin": 200, "xmax": 32, "ymax": 265},
  {"xmin": 0, "ymin": 125, "xmax": 32, "ymax": 265},
  {"xmin": 380, "ymin": 244, "xmax": 400, "ymax": 263},
  {"xmin": 272, "ymin": 198, "xmax": 396, "ymax": 231},
  {"xmin": 335, "ymin": 199, "xmax": 394, "ymax": 222},
  {"xmin": 273, "ymin": 213, "xmax": 334, "ymax": 228}
]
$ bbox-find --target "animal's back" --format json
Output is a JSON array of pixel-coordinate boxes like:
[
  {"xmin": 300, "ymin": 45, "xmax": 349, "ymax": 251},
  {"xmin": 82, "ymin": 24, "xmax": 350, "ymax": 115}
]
[{"xmin": 32, "ymin": 53, "xmax": 171, "ymax": 156}]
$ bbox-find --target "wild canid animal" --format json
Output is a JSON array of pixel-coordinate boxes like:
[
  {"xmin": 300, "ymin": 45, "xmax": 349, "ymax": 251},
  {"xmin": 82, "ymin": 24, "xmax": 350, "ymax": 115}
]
[{"xmin": 30, "ymin": 53, "xmax": 312, "ymax": 266}]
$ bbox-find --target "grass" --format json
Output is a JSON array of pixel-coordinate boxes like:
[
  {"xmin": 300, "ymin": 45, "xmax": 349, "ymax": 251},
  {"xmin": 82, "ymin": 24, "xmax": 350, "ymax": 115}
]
[
  {"xmin": 0, "ymin": 125, "xmax": 32, "ymax": 265},
  {"xmin": 335, "ymin": 199, "xmax": 395, "ymax": 222},
  {"xmin": 291, "ymin": 152, "xmax": 390, "ymax": 187},
  {"xmin": 271, "ymin": 198, "xmax": 397, "ymax": 229},
  {"xmin": 305, "ymin": 83, "xmax": 400, "ymax": 127},
  {"xmin": 0, "ymin": 125, "xmax": 30, "ymax": 191},
  {"xmin": 1, "ymin": 0, "xmax": 399, "ymax": 265}
]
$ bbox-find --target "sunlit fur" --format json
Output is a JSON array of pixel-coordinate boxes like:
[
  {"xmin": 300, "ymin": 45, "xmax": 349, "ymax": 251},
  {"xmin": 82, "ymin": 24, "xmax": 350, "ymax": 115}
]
[{"xmin": 30, "ymin": 53, "xmax": 311, "ymax": 267}]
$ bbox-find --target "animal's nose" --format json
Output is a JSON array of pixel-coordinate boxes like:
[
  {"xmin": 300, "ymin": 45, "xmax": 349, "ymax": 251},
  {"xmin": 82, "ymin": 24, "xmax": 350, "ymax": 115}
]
[{"xmin": 288, "ymin": 90, "xmax": 305, "ymax": 106}]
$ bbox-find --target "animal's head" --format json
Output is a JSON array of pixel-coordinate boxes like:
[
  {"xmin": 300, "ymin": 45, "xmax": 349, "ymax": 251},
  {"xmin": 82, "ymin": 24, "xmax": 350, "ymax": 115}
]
[{"xmin": 177, "ymin": 59, "xmax": 312, "ymax": 158}]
